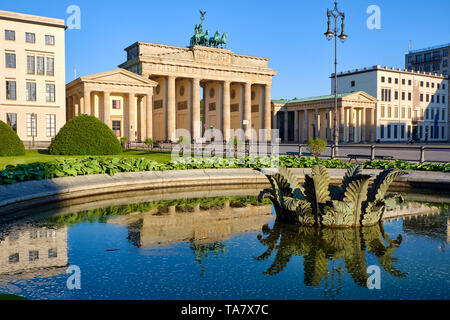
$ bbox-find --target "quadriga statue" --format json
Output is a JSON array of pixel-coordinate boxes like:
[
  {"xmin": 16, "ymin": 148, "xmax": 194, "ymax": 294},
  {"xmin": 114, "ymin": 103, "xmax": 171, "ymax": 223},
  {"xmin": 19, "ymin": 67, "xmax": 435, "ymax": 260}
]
[{"xmin": 257, "ymin": 165, "xmax": 407, "ymax": 227}]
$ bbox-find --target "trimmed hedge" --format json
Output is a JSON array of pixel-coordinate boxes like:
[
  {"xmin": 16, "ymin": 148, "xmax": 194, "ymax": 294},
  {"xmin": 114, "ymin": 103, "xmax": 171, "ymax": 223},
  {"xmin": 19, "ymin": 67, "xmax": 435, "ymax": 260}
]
[
  {"xmin": 49, "ymin": 115, "xmax": 122, "ymax": 155},
  {"xmin": 0, "ymin": 156, "xmax": 449, "ymax": 185},
  {"xmin": 0, "ymin": 120, "xmax": 25, "ymax": 157}
]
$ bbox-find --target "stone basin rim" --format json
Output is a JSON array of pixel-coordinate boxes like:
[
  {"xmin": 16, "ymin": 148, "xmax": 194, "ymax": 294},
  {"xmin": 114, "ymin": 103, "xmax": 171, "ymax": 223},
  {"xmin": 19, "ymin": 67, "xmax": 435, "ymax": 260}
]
[{"xmin": 0, "ymin": 168, "xmax": 449, "ymax": 216}]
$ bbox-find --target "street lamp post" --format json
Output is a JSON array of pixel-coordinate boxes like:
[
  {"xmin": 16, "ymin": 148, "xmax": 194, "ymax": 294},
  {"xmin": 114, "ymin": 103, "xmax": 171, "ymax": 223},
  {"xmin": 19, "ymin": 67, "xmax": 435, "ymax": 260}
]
[
  {"xmin": 31, "ymin": 113, "xmax": 37, "ymax": 148},
  {"xmin": 324, "ymin": 1, "xmax": 348, "ymax": 157}
]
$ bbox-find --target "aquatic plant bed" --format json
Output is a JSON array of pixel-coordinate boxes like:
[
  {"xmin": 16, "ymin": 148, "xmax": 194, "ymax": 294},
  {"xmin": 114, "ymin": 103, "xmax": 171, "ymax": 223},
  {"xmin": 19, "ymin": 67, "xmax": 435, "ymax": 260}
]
[{"xmin": 0, "ymin": 156, "xmax": 449, "ymax": 185}]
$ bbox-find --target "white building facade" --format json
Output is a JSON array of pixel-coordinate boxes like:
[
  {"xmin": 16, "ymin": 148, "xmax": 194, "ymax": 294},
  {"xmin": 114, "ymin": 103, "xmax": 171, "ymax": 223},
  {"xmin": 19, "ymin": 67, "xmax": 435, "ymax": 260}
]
[
  {"xmin": 0, "ymin": 10, "xmax": 66, "ymax": 144},
  {"xmin": 332, "ymin": 66, "xmax": 448, "ymax": 142}
]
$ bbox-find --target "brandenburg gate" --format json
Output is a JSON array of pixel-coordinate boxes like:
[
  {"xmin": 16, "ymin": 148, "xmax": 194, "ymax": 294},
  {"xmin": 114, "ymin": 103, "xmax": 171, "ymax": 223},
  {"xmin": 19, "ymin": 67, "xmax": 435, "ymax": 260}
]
[{"xmin": 119, "ymin": 38, "xmax": 277, "ymax": 142}]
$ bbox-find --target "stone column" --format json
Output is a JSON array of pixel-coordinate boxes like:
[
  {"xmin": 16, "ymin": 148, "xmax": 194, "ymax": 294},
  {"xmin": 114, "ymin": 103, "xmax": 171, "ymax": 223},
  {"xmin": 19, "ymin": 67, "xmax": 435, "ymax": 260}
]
[
  {"xmin": 222, "ymin": 80, "xmax": 231, "ymax": 141},
  {"xmin": 284, "ymin": 110, "xmax": 289, "ymax": 142},
  {"xmin": 264, "ymin": 85, "xmax": 272, "ymax": 142},
  {"xmin": 103, "ymin": 91, "xmax": 110, "ymax": 127},
  {"xmin": 361, "ymin": 108, "xmax": 366, "ymax": 142},
  {"xmin": 370, "ymin": 108, "xmax": 376, "ymax": 142},
  {"xmin": 126, "ymin": 93, "xmax": 135, "ymax": 142},
  {"xmin": 294, "ymin": 110, "xmax": 299, "ymax": 142},
  {"xmin": 191, "ymin": 78, "xmax": 201, "ymax": 141},
  {"xmin": 146, "ymin": 92, "xmax": 153, "ymax": 140},
  {"xmin": 315, "ymin": 109, "xmax": 320, "ymax": 139},
  {"xmin": 79, "ymin": 95, "xmax": 85, "ymax": 115},
  {"xmin": 138, "ymin": 96, "xmax": 146, "ymax": 142},
  {"xmin": 339, "ymin": 106, "xmax": 345, "ymax": 143},
  {"xmin": 83, "ymin": 90, "xmax": 91, "ymax": 116},
  {"xmin": 304, "ymin": 109, "xmax": 309, "ymax": 142},
  {"xmin": 167, "ymin": 76, "xmax": 176, "ymax": 141},
  {"xmin": 349, "ymin": 107, "xmax": 354, "ymax": 142},
  {"xmin": 243, "ymin": 82, "xmax": 252, "ymax": 140}
]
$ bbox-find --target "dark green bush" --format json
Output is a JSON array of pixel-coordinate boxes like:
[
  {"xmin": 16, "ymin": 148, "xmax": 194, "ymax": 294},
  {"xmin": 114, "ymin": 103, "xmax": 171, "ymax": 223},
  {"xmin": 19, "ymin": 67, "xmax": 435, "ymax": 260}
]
[
  {"xmin": 0, "ymin": 120, "xmax": 25, "ymax": 156},
  {"xmin": 48, "ymin": 115, "xmax": 122, "ymax": 155}
]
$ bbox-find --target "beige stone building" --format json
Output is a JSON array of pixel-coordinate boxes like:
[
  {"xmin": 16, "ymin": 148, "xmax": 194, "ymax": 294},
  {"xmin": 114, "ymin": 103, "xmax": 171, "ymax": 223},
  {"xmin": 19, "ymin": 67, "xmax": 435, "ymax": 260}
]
[
  {"xmin": 119, "ymin": 42, "xmax": 277, "ymax": 142},
  {"xmin": 65, "ymin": 69, "xmax": 157, "ymax": 140},
  {"xmin": 333, "ymin": 65, "xmax": 448, "ymax": 142},
  {"xmin": 272, "ymin": 91, "xmax": 377, "ymax": 143},
  {"xmin": 0, "ymin": 10, "xmax": 66, "ymax": 143}
]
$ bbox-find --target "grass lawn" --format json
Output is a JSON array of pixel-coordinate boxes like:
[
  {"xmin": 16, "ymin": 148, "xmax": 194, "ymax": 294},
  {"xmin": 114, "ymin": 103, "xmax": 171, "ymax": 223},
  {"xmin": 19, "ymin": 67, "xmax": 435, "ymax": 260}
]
[{"xmin": 0, "ymin": 149, "xmax": 173, "ymax": 169}]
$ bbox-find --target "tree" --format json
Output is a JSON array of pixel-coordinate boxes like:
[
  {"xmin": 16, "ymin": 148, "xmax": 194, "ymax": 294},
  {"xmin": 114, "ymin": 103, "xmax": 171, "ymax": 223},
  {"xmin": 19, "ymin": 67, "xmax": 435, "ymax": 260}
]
[{"xmin": 306, "ymin": 138, "xmax": 327, "ymax": 157}]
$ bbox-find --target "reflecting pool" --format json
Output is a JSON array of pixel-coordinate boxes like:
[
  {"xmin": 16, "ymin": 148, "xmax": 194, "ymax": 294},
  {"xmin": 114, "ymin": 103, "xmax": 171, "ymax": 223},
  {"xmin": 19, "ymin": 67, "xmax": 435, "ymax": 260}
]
[{"xmin": 0, "ymin": 196, "xmax": 448, "ymax": 300}]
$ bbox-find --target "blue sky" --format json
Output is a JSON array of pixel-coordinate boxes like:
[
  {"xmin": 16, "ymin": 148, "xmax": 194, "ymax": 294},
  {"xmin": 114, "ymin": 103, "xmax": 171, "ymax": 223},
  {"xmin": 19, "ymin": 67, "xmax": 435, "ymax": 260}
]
[{"xmin": 3, "ymin": 0, "xmax": 450, "ymax": 99}]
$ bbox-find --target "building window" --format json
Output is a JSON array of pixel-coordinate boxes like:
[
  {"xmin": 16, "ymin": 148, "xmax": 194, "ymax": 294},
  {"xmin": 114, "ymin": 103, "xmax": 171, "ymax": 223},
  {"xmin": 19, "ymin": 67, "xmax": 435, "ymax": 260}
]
[
  {"xmin": 387, "ymin": 125, "xmax": 391, "ymax": 139},
  {"xmin": 381, "ymin": 89, "xmax": 391, "ymax": 101},
  {"xmin": 45, "ymin": 35, "xmax": 55, "ymax": 45},
  {"xmin": 380, "ymin": 125, "xmax": 384, "ymax": 139},
  {"xmin": 46, "ymin": 57, "xmax": 54, "ymax": 76},
  {"xmin": 9, "ymin": 253, "xmax": 19, "ymax": 264},
  {"xmin": 425, "ymin": 53, "xmax": 432, "ymax": 62},
  {"xmin": 401, "ymin": 92, "xmax": 405, "ymax": 100},
  {"xmin": 408, "ymin": 80, "xmax": 412, "ymax": 85},
  {"xmin": 26, "ymin": 82, "xmax": 36, "ymax": 101},
  {"xmin": 5, "ymin": 52, "xmax": 16, "ymax": 68},
  {"xmin": 420, "ymin": 126, "xmax": 423, "ymax": 139},
  {"xmin": 112, "ymin": 120, "xmax": 121, "ymax": 137},
  {"xmin": 426, "ymin": 82, "xmax": 430, "ymax": 88},
  {"xmin": 394, "ymin": 125, "xmax": 398, "ymax": 139},
  {"xmin": 27, "ymin": 55, "xmax": 35, "ymax": 74},
  {"xmin": 432, "ymin": 62, "xmax": 440, "ymax": 72},
  {"xmin": 46, "ymin": 84, "xmax": 56, "ymax": 102},
  {"xmin": 420, "ymin": 94, "xmax": 423, "ymax": 102},
  {"xmin": 442, "ymin": 109, "xmax": 446, "ymax": 121},
  {"xmin": 426, "ymin": 94, "xmax": 429, "ymax": 102},
  {"xmin": 7, "ymin": 113, "xmax": 17, "ymax": 132},
  {"xmin": 48, "ymin": 248, "xmax": 58, "ymax": 258},
  {"xmin": 351, "ymin": 81, "xmax": 355, "ymax": 87},
  {"xmin": 27, "ymin": 114, "xmax": 37, "ymax": 137},
  {"xmin": 408, "ymin": 92, "xmax": 412, "ymax": 101},
  {"xmin": 381, "ymin": 77, "xmax": 385, "ymax": 83},
  {"xmin": 388, "ymin": 77, "xmax": 392, "ymax": 83},
  {"xmin": 387, "ymin": 106, "xmax": 392, "ymax": 118},
  {"xmin": 395, "ymin": 78, "xmax": 398, "ymax": 84},
  {"xmin": 37, "ymin": 56, "xmax": 44, "ymax": 75},
  {"xmin": 443, "ymin": 60, "xmax": 448, "ymax": 68},
  {"xmin": 401, "ymin": 107, "xmax": 405, "ymax": 118},
  {"xmin": 444, "ymin": 49, "xmax": 448, "ymax": 57},
  {"xmin": 5, "ymin": 29, "xmax": 15, "ymax": 40},
  {"xmin": 112, "ymin": 100, "xmax": 121, "ymax": 109},
  {"xmin": 6, "ymin": 81, "xmax": 16, "ymax": 100},
  {"xmin": 394, "ymin": 91, "xmax": 398, "ymax": 100},
  {"xmin": 46, "ymin": 114, "xmax": 56, "ymax": 137},
  {"xmin": 25, "ymin": 32, "xmax": 35, "ymax": 43},
  {"xmin": 416, "ymin": 55, "xmax": 423, "ymax": 63},
  {"xmin": 29, "ymin": 250, "xmax": 39, "ymax": 262},
  {"xmin": 436, "ymin": 95, "xmax": 440, "ymax": 103},
  {"xmin": 380, "ymin": 105, "xmax": 385, "ymax": 117},
  {"xmin": 401, "ymin": 125, "xmax": 405, "ymax": 139},
  {"xmin": 420, "ymin": 81, "xmax": 424, "ymax": 87},
  {"xmin": 408, "ymin": 108, "xmax": 412, "ymax": 119}
]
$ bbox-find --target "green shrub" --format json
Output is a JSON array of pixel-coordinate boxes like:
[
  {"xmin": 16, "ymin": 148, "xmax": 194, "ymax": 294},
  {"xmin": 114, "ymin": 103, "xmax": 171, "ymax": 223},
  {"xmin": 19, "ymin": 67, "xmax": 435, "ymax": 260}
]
[
  {"xmin": 306, "ymin": 138, "xmax": 327, "ymax": 157},
  {"xmin": 0, "ymin": 120, "xmax": 25, "ymax": 156},
  {"xmin": 48, "ymin": 115, "xmax": 122, "ymax": 155}
]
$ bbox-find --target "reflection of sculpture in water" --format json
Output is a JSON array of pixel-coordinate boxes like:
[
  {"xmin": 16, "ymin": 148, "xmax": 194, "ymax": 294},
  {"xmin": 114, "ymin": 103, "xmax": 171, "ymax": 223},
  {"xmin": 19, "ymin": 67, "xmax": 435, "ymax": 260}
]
[{"xmin": 255, "ymin": 221, "xmax": 407, "ymax": 288}]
